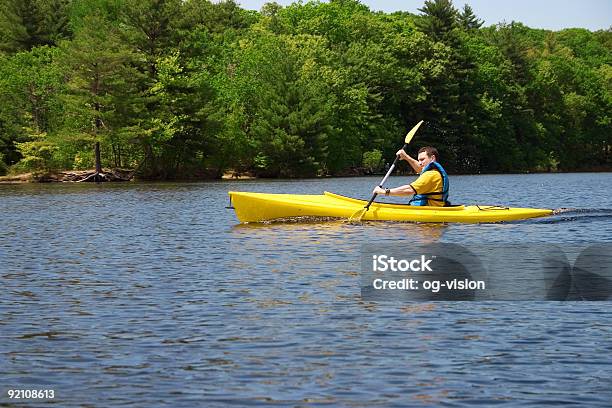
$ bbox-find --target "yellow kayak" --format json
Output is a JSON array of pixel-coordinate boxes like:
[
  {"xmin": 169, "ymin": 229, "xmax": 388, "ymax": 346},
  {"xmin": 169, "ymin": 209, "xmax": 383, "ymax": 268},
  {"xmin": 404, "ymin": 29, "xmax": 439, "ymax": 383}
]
[{"xmin": 228, "ymin": 191, "xmax": 553, "ymax": 223}]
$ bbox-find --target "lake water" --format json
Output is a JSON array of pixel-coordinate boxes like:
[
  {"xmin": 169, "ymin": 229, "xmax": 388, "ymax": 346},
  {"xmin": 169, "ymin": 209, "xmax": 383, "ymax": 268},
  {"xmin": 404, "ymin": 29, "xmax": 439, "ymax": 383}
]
[{"xmin": 1, "ymin": 173, "xmax": 611, "ymax": 407}]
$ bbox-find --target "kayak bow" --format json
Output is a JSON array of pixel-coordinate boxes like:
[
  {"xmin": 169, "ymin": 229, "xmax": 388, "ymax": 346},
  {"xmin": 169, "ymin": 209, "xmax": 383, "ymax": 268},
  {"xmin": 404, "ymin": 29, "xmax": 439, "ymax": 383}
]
[{"xmin": 228, "ymin": 191, "xmax": 553, "ymax": 223}]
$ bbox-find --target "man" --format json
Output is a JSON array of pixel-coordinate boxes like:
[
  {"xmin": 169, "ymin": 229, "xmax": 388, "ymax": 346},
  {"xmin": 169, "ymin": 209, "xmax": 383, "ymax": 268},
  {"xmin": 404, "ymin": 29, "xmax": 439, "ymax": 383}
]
[{"xmin": 373, "ymin": 146, "xmax": 450, "ymax": 206}]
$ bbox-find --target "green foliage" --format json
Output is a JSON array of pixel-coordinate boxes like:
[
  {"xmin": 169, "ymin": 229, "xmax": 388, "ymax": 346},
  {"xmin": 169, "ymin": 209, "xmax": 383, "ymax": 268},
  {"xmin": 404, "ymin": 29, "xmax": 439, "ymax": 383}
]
[
  {"xmin": 223, "ymin": 30, "xmax": 335, "ymax": 177},
  {"xmin": 458, "ymin": 4, "xmax": 482, "ymax": 31},
  {"xmin": 0, "ymin": 45, "xmax": 64, "ymax": 169},
  {"xmin": 0, "ymin": 0, "xmax": 72, "ymax": 52},
  {"xmin": 0, "ymin": 0, "xmax": 609, "ymax": 178},
  {"xmin": 416, "ymin": 0, "xmax": 459, "ymax": 45},
  {"xmin": 14, "ymin": 131, "xmax": 59, "ymax": 171},
  {"xmin": 362, "ymin": 149, "xmax": 383, "ymax": 172},
  {"xmin": 0, "ymin": 152, "xmax": 7, "ymax": 175}
]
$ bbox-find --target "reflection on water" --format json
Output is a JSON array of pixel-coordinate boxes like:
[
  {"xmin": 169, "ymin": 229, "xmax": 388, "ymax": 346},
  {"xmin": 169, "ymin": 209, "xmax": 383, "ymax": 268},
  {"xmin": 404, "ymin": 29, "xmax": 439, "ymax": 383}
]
[
  {"xmin": 1, "ymin": 173, "xmax": 612, "ymax": 407},
  {"xmin": 232, "ymin": 218, "xmax": 448, "ymax": 243}
]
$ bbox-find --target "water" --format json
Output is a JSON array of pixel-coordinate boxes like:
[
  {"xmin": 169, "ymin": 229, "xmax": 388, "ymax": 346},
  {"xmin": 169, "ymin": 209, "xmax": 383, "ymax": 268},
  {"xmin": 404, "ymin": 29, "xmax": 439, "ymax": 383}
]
[{"xmin": 1, "ymin": 173, "xmax": 611, "ymax": 407}]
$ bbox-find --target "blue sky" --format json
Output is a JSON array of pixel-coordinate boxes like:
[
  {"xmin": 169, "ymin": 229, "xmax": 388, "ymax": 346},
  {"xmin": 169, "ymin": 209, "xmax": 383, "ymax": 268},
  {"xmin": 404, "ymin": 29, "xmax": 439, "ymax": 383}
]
[{"xmin": 235, "ymin": 0, "xmax": 612, "ymax": 31}]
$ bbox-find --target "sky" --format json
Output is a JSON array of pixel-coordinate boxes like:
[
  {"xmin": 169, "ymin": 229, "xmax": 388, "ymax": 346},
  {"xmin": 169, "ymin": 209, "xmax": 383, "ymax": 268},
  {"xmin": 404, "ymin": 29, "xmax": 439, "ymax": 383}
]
[{"xmin": 235, "ymin": 0, "xmax": 612, "ymax": 31}]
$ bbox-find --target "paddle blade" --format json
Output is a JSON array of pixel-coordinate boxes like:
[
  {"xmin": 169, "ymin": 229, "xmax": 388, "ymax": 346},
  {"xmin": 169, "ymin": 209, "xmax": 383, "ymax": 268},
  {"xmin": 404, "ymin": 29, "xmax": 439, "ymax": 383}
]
[
  {"xmin": 348, "ymin": 208, "xmax": 367, "ymax": 223},
  {"xmin": 404, "ymin": 120, "xmax": 424, "ymax": 144}
]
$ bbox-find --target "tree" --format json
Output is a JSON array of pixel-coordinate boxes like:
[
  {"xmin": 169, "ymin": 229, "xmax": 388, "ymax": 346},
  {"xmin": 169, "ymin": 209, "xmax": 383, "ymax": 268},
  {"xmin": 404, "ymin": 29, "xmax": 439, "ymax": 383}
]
[
  {"xmin": 225, "ymin": 31, "xmax": 337, "ymax": 177},
  {"xmin": 416, "ymin": 0, "xmax": 459, "ymax": 45},
  {"xmin": 458, "ymin": 4, "xmax": 483, "ymax": 31},
  {"xmin": 0, "ymin": 0, "xmax": 72, "ymax": 53},
  {"xmin": 3, "ymin": 0, "xmax": 610, "ymax": 177},
  {"xmin": 56, "ymin": 12, "xmax": 139, "ymax": 170},
  {"xmin": 0, "ymin": 46, "xmax": 64, "ymax": 170}
]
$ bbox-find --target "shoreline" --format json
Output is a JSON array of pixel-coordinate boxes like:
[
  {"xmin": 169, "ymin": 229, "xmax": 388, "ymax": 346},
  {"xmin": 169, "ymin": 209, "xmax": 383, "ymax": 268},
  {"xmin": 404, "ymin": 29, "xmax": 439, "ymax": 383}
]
[
  {"xmin": 1, "ymin": 168, "xmax": 610, "ymax": 184},
  {"xmin": 0, "ymin": 170, "xmax": 258, "ymax": 184}
]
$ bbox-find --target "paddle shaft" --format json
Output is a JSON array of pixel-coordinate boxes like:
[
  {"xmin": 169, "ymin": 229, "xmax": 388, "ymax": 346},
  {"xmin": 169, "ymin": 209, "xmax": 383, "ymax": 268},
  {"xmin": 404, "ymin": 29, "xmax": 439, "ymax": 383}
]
[{"xmin": 363, "ymin": 143, "xmax": 409, "ymax": 210}]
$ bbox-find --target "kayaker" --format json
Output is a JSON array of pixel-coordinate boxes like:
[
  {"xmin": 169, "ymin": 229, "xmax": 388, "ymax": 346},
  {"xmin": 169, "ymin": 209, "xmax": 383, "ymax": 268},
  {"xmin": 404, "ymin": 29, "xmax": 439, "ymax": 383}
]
[{"xmin": 373, "ymin": 146, "xmax": 450, "ymax": 206}]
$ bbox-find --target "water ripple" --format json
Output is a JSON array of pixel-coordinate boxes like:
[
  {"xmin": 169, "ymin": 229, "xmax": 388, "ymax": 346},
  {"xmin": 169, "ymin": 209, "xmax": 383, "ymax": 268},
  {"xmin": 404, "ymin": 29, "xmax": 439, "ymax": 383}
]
[{"xmin": 1, "ymin": 176, "xmax": 611, "ymax": 407}]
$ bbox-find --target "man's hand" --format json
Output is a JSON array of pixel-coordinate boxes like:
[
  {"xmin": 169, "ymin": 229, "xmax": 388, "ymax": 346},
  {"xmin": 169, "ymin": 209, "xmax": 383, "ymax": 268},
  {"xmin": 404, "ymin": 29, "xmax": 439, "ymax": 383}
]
[
  {"xmin": 396, "ymin": 149, "xmax": 410, "ymax": 161},
  {"xmin": 397, "ymin": 149, "xmax": 422, "ymax": 173},
  {"xmin": 373, "ymin": 186, "xmax": 386, "ymax": 195}
]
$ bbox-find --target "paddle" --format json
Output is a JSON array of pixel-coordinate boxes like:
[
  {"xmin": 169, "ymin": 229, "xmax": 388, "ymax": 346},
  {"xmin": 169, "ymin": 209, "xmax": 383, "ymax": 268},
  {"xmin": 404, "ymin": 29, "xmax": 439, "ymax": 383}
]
[{"xmin": 349, "ymin": 120, "xmax": 424, "ymax": 222}]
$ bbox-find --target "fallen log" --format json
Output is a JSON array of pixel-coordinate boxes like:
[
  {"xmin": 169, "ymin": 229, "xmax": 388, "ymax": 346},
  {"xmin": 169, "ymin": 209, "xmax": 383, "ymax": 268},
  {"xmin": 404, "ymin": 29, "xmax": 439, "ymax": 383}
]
[
  {"xmin": 75, "ymin": 168, "xmax": 134, "ymax": 182},
  {"xmin": 35, "ymin": 168, "xmax": 134, "ymax": 182}
]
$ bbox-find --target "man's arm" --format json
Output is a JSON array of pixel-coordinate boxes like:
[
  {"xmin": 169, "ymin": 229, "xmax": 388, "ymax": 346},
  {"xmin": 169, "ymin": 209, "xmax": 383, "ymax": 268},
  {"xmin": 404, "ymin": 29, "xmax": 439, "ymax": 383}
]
[
  {"xmin": 406, "ymin": 156, "xmax": 422, "ymax": 174},
  {"xmin": 373, "ymin": 184, "xmax": 415, "ymax": 196},
  {"xmin": 396, "ymin": 150, "xmax": 422, "ymax": 173}
]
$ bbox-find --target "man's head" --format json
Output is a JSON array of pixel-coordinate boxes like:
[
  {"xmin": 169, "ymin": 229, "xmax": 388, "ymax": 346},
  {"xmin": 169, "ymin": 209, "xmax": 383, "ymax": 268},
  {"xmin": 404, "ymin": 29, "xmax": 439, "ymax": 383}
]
[{"xmin": 417, "ymin": 146, "xmax": 439, "ymax": 168}]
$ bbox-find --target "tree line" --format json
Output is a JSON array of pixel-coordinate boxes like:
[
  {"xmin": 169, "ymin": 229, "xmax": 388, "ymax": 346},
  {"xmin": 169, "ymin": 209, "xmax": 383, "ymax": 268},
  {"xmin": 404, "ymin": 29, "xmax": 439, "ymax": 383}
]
[{"xmin": 0, "ymin": 0, "xmax": 610, "ymax": 178}]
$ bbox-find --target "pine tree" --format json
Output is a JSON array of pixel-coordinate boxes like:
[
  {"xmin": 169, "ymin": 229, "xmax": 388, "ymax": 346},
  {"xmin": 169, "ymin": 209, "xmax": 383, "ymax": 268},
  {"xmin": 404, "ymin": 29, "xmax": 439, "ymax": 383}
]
[
  {"xmin": 58, "ymin": 12, "xmax": 138, "ymax": 169},
  {"xmin": 0, "ymin": 0, "xmax": 71, "ymax": 53},
  {"xmin": 121, "ymin": 0, "xmax": 181, "ymax": 77},
  {"xmin": 0, "ymin": 0, "xmax": 43, "ymax": 52},
  {"xmin": 458, "ymin": 4, "xmax": 483, "ymax": 30},
  {"xmin": 416, "ymin": 0, "xmax": 459, "ymax": 45}
]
